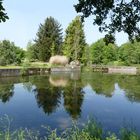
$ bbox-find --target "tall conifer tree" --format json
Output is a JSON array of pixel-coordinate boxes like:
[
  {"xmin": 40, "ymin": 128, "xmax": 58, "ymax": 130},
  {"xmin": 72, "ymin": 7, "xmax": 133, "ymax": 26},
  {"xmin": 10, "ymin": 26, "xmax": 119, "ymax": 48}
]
[{"xmin": 35, "ymin": 17, "xmax": 63, "ymax": 61}]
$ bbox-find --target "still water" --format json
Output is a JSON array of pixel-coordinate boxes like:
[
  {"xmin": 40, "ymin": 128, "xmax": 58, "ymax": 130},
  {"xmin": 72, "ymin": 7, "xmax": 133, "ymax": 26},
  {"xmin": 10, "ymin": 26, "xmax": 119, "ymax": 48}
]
[{"xmin": 0, "ymin": 72, "xmax": 140, "ymax": 135}]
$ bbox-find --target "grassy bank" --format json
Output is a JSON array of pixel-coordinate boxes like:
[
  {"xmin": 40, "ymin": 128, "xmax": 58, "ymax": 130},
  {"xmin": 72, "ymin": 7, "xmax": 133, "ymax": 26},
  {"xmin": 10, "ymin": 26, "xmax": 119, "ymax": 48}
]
[
  {"xmin": 0, "ymin": 116, "xmax": 139, "ymax": 140},
  {"xmin": 0, "ymin": 62, "xmax": 50, "ymax": 69},
  {"xmin": 1, "ymin": 61, "xmax": 140, "ymax": 69}
]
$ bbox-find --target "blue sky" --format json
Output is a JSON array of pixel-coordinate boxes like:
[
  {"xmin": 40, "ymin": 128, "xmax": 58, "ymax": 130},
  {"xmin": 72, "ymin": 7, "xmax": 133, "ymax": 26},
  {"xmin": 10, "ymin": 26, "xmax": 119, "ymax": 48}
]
[{"xmin": 0, "ymin": 0, "xmax": 128, "ymax": 48}]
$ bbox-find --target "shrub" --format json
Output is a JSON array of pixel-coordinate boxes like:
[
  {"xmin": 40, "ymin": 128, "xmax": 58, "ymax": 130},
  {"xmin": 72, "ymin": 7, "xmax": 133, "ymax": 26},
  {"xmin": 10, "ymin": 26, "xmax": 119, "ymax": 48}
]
[{"xmin": 0, "ymin": 57, "xmax": 6, "ymax": 66}]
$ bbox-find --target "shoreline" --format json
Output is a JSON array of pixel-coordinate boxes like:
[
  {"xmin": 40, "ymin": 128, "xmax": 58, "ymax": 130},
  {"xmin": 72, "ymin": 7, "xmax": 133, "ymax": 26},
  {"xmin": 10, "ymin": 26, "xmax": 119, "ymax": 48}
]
[{"xmin": 0, "ymin": 65, "xmax": 139, "ymax": 77}]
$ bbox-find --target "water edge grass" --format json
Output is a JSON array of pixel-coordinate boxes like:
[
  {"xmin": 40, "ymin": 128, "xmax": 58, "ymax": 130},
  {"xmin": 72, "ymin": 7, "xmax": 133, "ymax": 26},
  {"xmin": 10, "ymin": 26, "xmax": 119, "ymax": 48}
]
[{"xmin": 0, "ymin": 115, "xmax": 139, "ymax": 140}]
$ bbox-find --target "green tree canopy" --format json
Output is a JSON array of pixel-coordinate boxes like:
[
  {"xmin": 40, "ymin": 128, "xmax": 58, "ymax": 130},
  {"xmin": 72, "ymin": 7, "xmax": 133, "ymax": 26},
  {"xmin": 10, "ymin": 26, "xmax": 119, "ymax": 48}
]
[
  {"xmin": 118, "ymin": 41, "xmax": 140, "ymax": 65},
  {"xmin": 0, "ymin": 0, "xmax": 9, "ymax": 22},
  {"xmin": 90, "ymin": 39, "xmax": 117, "ymax": 64},
  {"xmin": 26, "ymin": 41, "xmax": 38, "ymax": 61},
  {"xmin": 75, "ymin": 0, "xmax": 140, "ymax": 42},
  {"xmin": 63, "ymin": 16, "xmax": 87, "ymax": 62},
  {"xmin": 0, "ymin": 40, "xmax": 25, "ymax": 65},
  {"xmin": 0, "ymin": 84, "xmax": 14, "ymax": 103},
  {"xmin": 35, "ymin": 17, "xmax": 63, "ymax": 61}
]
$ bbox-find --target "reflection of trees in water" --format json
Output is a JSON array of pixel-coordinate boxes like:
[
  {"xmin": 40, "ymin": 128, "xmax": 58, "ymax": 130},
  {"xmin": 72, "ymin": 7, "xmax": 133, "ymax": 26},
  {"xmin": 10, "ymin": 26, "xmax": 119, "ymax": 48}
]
[
  {"xmin": 34, "ymin": 87, "xmax": 61, "ymax": 115},
  {"xmin": 0, "ymin": 84, "xmax": 14, "ymax": 103},
  {"xmin": 63, "ymin": 79, "xmax": 85, "ymax": 120},
  {"xmin": 118, "ymin": 75, "xmax": 140, "ymax": 102},
  {"xmin": 20, "ymin": 73, "xmax": 140, "ymax": 117},
  {"xmin": 22, "ymin": 82, "xmax": 33, "ymax": 92},
  {"xmin": 0, "ymin": 76, "xmax": 31, "ymax": 103},
  {"xmin": 82, "ymin": 72, "xmax": 140, "ymax": 102},
  {"xmin": 30, "ymin": 74, "xmax": 85, "ymax": 119},
  {"xmin": 82, "ymin": 72, "xmax": 116, "ymax": 97},
  {"xmin": 48, "ymin": 72, "xmax": 84, "ymax": 119},
  {"xmin": 1, "ymin": 73, "xmax": 140, "ymax": 119},
  {"xmin": 83, "ymin": 73, "xmax": 140, "ymax": 102},
  {"xmin": 30, "ymin": 75, "xmax": 62, "ymax": 115},
  {"xmin": 0, "ymin": 77, "xmax": 19, "ymax": 103}
]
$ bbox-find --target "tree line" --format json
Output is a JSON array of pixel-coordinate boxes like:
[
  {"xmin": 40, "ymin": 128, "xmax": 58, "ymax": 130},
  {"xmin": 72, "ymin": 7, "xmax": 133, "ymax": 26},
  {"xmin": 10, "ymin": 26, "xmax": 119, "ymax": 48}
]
[
  {"xmin": 0, "ymin": 16, "xmax": 140, "ymax": 66},
  {"xmin": 26, "ymin": 16, "xmax": 140, "ymax": 66},
  {"xmin": 26, "ymin": 16, "xmax": 86, "ymax": 63},
  {"xmin": 90, "ymin": 39, "xmax": 140, "ymax": 65}
]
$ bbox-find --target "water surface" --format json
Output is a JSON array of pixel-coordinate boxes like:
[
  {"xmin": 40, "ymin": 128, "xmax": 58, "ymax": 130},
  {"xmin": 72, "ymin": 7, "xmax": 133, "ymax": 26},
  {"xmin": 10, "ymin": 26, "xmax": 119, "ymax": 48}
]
[{"xmin": 0, "ymin": 72, "xmax": 140, "ymax": 135}]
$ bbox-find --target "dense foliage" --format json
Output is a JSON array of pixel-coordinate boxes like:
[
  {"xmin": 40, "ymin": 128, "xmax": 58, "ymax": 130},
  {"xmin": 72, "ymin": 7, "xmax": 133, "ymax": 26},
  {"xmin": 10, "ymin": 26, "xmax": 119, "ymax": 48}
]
[
  {"xmin": 75, "ymin": 0, "xmax": 140, "ymax": 42},
  {"xmin": 1, "ymin": 15, "xmax": 140, "ymax": 66},
  {"xmin": 63, "ymin": 16, "xmax": 87, "ymax": 62},
  {"xmin": 35, "ymin": 16, "xmax": 63, "ymax": 61},
  {"xmin": 26, "ymin": 41, "xmax": 38, "ymax": 61},
  {"xmin": 88, "ymin": 39, "xmax": 140, "ymax": 66},
  {"xmin": 1, "ymin": 38, "xmax": 140, "ymax": 66},
  {"xmin": 90, "ymin": 39, "xmax": 117, "ymax": 65},
  {"xmin": 0, "ymin": 40, "xmax": 25, "ymax": 65},
  {"xmin": 118, "ymin": 41, "xmax": 140, "ymax": 65},
  {"xmin": 0, "ymin": 0, "xmax": 9, "ymax": 22}
]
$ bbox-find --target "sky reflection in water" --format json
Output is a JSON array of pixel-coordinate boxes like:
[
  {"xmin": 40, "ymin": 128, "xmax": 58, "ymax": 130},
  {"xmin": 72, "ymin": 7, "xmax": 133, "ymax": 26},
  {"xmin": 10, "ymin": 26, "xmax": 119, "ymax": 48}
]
[{"xmin": 0, "ymin": 72, "xmax": 139, "ymax": 134}]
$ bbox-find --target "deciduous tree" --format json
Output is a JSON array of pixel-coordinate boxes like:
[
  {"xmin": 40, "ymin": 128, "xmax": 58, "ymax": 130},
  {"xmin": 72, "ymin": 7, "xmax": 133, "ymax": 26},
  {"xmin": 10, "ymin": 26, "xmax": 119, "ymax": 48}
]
[
  {"xmin": 0, "ymin": 40, "xmax": 25, "ymax": 65},
  {"xmin": 75, "ymin": 0, "xmax": 140, "ymax": 42},
  {"xmin": 63, "ymin": 16, "xmax": 86, "ymax": 62},
  {"xmin": 90, "ymin": 39, "xmax": 117, "ymax": 64},
  {"xmin": 26, "ymin": 41, "xmax": 38, "ymax": 61},
  {"xmin": 118, "ymin": 41, "xmax": 140, "ymax": 65}
]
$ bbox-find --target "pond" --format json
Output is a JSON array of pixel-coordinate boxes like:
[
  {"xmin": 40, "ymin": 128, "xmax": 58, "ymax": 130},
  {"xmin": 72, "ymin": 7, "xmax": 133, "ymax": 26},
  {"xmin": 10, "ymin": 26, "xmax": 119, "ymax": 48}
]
[{"xmin": 0, "ymin": 72, "xmax": 140, "ymax": 136}]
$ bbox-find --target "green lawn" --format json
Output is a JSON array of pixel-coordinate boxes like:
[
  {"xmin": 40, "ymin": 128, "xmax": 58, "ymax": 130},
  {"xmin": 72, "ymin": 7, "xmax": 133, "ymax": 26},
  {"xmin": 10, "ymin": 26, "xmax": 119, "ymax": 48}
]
[
  {"xmin": 0, "ymin": 62, "xmax": 50, "ymax": 69},
  {"xmin": 1, "ymin": 62, "xmax": 140, "ymax": 70}
]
